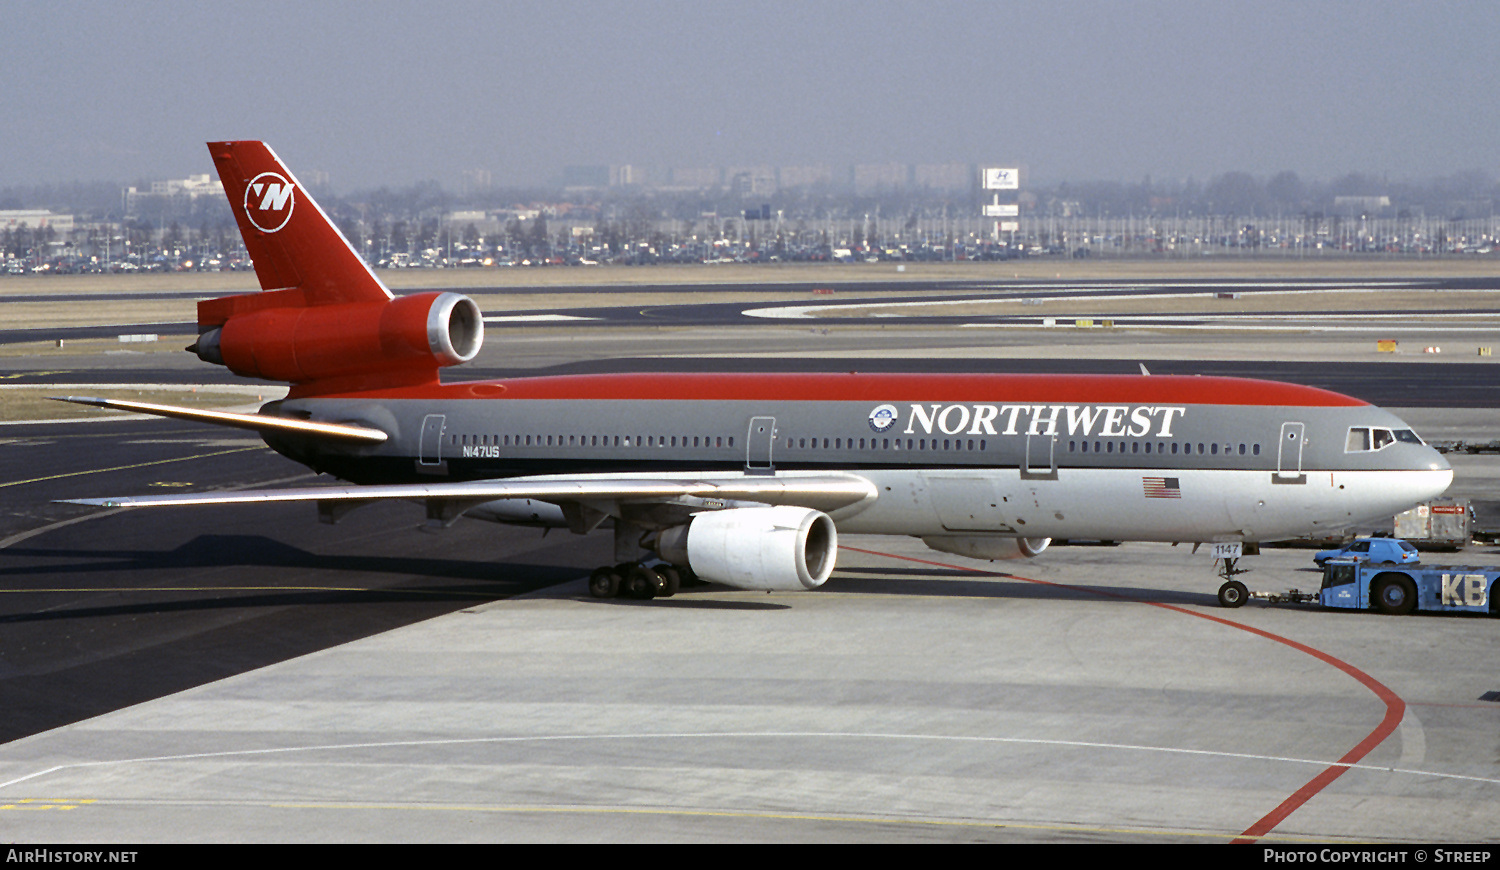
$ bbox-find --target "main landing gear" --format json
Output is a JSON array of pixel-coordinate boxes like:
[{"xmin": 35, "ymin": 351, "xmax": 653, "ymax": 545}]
[{"xmin": 588, "ymin": 562, "xmax": 692, "ymax": 600}]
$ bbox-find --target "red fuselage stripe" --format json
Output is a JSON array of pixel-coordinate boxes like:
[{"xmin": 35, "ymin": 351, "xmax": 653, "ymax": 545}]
[{"xmin": 307, "ymin": 373, "xmax": 1368, "ymax": 407}]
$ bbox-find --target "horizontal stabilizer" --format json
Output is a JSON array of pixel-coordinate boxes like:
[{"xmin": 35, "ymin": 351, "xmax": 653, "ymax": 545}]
[{"xmin": 51, "ymin": 396, "xmax": 389, "ymax": 444}]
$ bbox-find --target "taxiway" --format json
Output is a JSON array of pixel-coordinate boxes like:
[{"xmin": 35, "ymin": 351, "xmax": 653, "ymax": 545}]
[{"xmin": 1, "ymin": 269, "xmax": 1497, "ymax": 842}]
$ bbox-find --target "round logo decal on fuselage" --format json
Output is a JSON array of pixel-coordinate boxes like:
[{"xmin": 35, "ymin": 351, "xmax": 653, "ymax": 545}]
[
  {"xmin": 243, "ymin": 171, "xmax": 296, "ymax": 233},
  {"xmin": 868, "ymin": 403, "xmax": 898, "ymax": 432}
]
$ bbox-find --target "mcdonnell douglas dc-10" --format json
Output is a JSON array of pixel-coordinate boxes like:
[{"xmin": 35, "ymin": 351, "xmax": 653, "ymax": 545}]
[{"xmin": 59, "ymin": 141, "xmax": 1453, "ymax": 607}]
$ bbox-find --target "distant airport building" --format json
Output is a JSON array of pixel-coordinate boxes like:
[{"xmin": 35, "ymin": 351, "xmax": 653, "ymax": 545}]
[
  {"xmin": 727, "ymin": 165, "xmax": 776, "ymax": 197},
  {"xmin": 670, "ymin": 166, "xmax": 721, "ymax": 189},
  {"xmin": 461, "ymin": 169, "xmax": 493, "ymax": 195},
  {"xmin": 610, "ymin": 165, "xmax": 650, "ymax": 187},
  {"xmin": 777, "ymin": 165, "xmax": 834, "ymax": 189},
  {"xmin": 913, "ymin": 163, "xmax": 975, "ymax": 192},
  {"xmin": 1334, "ymin": 195, "xmax": 1392, "ymax": 214},
  {"xmin": 443, "ymin": 210, "xmax": 501, "ymax": 234},
  {"xmin": 561, "ymin": 165, "xmax": 609, "ymax": 188},
  {"xmin": 853, "ymin": 163, "xmax": 909, "ymax": 195},
  {"xmin": 124, "ymin": 174, "xmax": 226, "ymax": 217},
  {"xmin": 0, "ymin": 210, "xmax": 74, "ymax": 232}
]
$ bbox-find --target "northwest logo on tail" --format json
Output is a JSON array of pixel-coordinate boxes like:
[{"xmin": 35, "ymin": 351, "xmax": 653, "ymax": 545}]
[{"xmin": 244, "ymin": 171, "xmax": 295, "ymax": 233}]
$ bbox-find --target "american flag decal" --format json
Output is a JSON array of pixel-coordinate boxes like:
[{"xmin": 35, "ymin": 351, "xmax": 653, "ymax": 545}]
[{"xmin": 1143, "ymin": 477, "xmax": 1181, "ymax": 499}]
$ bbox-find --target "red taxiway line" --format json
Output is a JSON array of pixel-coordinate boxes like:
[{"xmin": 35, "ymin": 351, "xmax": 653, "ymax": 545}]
[{"xmin": 839, "ymin": 545, "xmax": 1407, "ymax": 844}]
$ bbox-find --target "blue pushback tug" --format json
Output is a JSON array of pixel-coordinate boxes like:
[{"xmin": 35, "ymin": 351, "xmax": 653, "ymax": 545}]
[{"xmin": 1309, "ymin": 559, "xmax": 1498, "ymax": 615}]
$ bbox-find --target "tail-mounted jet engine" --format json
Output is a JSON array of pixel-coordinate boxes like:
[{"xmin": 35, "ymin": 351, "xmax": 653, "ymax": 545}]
[{"xmin": 193, "ymin": 291, "xmax": 483, "ymax": 388}]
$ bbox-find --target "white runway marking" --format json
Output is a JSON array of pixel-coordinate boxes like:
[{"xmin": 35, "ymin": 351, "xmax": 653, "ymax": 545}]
[
  {"xmin": 1399, "ymin": 708, "xmax": 1427, "ymax": 767},
  {"xmin": 743, "ymin": 281, "xmax": 1482, "ymax": 320},
  {"xmin": 5, "ymin": 729, "xmax": 1497, "ymax": 792},
  {"xmin": 960, "ymin": 314, "xmax": 1500, "ymax": 331}
]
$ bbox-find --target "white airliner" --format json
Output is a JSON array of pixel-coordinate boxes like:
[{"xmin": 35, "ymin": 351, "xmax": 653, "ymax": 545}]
[{"xmin": 60, "ymin": 141, "xmax": 1453, "ymax": 606}]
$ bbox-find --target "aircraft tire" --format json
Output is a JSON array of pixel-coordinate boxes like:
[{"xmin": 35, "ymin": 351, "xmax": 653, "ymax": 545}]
[
  {"xmin": 656, "ymin": 565, "xmax": 681, "ymax": 598},
  {"xmin": 1373, "ymin": 575, "xmax": 1417, "ymax": 615},
  {"xmin": 588, "ymin": 567, "xmax": 621, "ymax": 599},
  {"xmin": 1217, "ymin": 580, "xmax": 1248, "ymax": 608},
  {"xmin": 622, "ymin": 565, "xmax": 659, "ymax": 600}
]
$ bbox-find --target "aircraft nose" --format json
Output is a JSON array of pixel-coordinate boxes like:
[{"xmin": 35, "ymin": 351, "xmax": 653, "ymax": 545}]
[{"xmin": 1423, "ymin": 448, "xmax": 1454, "ymax": 498}]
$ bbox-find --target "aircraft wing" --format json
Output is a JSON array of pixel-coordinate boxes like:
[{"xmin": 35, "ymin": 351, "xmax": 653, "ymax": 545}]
[
  {"xmin": 59, "ymin": 472, "xmax": 879, "ymax": 514},
  {"xmin": 51, "ymin": 396, "xmax": 389, "ymax": 444}
]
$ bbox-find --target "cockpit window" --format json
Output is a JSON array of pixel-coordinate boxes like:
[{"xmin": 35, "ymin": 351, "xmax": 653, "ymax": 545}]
[{"xmin": 1346, "ymin": 427, "xmax": 1401, "ymax": 452}]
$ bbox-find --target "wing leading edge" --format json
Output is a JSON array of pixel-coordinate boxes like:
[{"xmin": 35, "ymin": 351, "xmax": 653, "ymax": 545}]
[
  {"xmin": 59, "ymin": 472, "xmax": 880, "ymax": 514},
  {"xmin": 51, "ymin": 396, "xmax": 389, "ymax": 443}
]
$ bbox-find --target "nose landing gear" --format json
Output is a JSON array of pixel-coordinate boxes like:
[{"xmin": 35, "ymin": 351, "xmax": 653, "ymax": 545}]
[{"xmin": 1216, "ymin": 557, "xmax": 1250, "ymax": 608}]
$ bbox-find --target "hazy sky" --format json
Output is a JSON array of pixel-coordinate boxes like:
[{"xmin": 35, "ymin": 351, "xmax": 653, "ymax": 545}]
[{"xmin": 5, "ymin": 0, "xmax": 1497, "ymax": 191}]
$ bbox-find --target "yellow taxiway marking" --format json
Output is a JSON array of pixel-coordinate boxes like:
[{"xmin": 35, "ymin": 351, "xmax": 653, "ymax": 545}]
[
  {"xmin": 1, "ymin": 798, "xmax": 96, "ymax": 811},
  {"xmin": 0, "ymin": 446, "xmax": 265, "ymax": 489}
]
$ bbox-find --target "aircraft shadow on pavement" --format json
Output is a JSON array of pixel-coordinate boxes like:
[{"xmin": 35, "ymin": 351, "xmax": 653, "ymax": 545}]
[
  {"xmin": 0, "ymin": 533, "xmax": 583, "ymax": 621},
  {"xmin": 0, "ymin": 586, "xmax": 510, "ymax": 624},
  {"xmin": 4, "ymin": 535, "xmax": 1238, "ymax": 612},
  {"xmin": 589, "ymin": 593, "xmax": 791, "ymax": 611},
  {"xmin": 3, "ymin": 533, "xmax": 546, "ymax": 580},
  {"xmin": 824, "ymin": 566, "xmax": 1219, "ymax": 607}
]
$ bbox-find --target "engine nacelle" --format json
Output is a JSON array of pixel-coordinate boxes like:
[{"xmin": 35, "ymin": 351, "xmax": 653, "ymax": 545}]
[
  {"xmin": 657, "ymin": 506, "xmax": 837, "ymax": 591},
  {"xmin": 196, "ymin": 291, "xmax": 482, "ymax": 386},
  {"xmin": 921, "ymin": 536, "xmax": 1050, "ymax": 561}
]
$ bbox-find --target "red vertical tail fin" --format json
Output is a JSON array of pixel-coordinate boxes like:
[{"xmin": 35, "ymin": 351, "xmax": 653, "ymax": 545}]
[{"xmin": 207, "ymin": 140, "xmax": 392, "ymax": 307}]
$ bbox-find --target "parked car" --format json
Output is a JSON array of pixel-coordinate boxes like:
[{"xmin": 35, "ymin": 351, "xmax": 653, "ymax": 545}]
[{"xmin": 1314, "ymin": 537, "xmax": 1420, "ymax": 567}]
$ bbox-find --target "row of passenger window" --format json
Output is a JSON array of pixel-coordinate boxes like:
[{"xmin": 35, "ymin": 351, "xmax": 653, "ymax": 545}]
[
  {"xmin": 445, "ymin": 431, "xmax": 1290, "ymax": 459},
  {"xmin": 785, "ymin": 437, "xmax": 989, "ymax": 451},
  {"xmin": 451, "ymin": 433, "xmax": 736, "ymax": 448},
  {"xmin": 780, "ymin": 435, "xmax": 1265, "ymax": 459},
  {"xmin": 1069, "ymin": 440, "xmax": 1262, "ymax": 456}
]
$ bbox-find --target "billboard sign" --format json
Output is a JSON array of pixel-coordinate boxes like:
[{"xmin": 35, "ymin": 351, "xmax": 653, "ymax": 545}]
[{"xmin": 983, "ymin": 167, "xmax": 1019, "ymax": 190}]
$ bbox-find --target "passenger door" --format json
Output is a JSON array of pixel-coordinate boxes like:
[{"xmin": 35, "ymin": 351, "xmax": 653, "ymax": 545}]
[
  {"xmin": 418, "ymin": 414, "xmax": 447, "ymax": 473},
  {"xmin": 1275, "ymin": 421, "xmax": 1306, "ymax": 484},
  {"xmin": 746, "ymin": 416, "xmax": 775, "ymax": 473}
]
